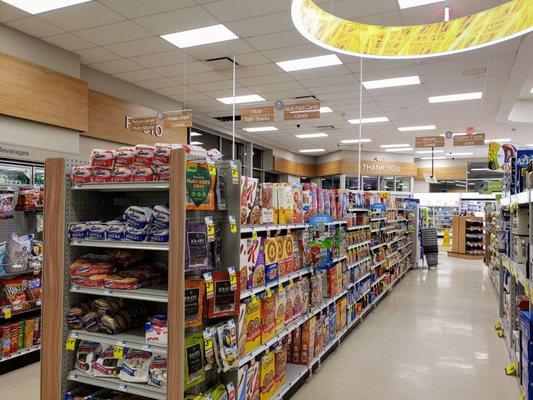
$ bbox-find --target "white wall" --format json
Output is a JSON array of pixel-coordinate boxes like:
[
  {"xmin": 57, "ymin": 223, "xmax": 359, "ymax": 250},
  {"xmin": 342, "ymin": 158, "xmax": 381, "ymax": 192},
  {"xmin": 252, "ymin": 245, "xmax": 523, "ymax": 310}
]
[{"xmin": 315, "ymin": 150, "xmax": 415, "ymax": 164}]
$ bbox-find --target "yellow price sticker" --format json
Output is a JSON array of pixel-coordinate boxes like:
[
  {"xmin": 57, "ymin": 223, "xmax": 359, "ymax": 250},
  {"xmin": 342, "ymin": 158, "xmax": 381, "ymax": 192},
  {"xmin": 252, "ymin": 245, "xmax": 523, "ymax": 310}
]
[
  {"xmin": 228, "ymin": 267, "xmax": 237, "ymax": 290},
  {"xmin": 207, "ymin": 223, "xmax": 215, "ymax": 237},
  {"xmin": 65, "ymin": 337, "xmax": 76, "ymax": 351},
  {"xmin": 3, "ymin": 307, "xmax": 11, "ymax": 319},
  {"xmin": 114, "ymin": 344, "xmax": 124, "ymax": 359},
  {"xmin": 289, "ymin": 279, "xmax": 294, "ymax": 289},
  {"xmin": 252, "ymin": 230, "xmax": 258, "ymax": 241},
  {"xmin": 230, "ymin": 222, "xmax": 237, "ymax": 234},
  {"xmin": 231, "ymin": 168, "xmax": 239, "ymax": 180},
  {"xmin": 207, "ymin": 163, "xmax": 216, "ymax": 176},
  {"xmin": 266, "ymin": 288, "xmax": 273, "ymax": 298},
  {"xmin": 278, "ymin": 283, "xmax": 284, "ymax": 292},
  {"xmin": 204, "ymin": 272, "xmax": 214, "ymax": 299},
  {"xmin": 204, "ymin": 334, "xmax": 214, "ymax": 353}
]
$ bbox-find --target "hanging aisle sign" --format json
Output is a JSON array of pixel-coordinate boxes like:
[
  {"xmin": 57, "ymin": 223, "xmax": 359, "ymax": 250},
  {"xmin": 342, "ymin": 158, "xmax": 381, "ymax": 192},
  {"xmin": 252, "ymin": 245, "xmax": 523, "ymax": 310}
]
[
  {"xmin": 163, "ymin": 110, "xmax": 193, "ymax": 128},
  {"xmin": 284, "ymin": 101, "xmax": 320, "ymax": 120},
  {"xmin": 129, "ymin": 115, "xmax": 158, "ymax": 133},
  {"xmin": 454, "ymin": 133, "xmax": 485, "ymax": 146},
  {"xmin": 415, "ymin": 136, "xmax": 445, "ymax": 148},
  {"xmin": 241, "ymin": 106, "xmax": 275, "ymax": 123}
]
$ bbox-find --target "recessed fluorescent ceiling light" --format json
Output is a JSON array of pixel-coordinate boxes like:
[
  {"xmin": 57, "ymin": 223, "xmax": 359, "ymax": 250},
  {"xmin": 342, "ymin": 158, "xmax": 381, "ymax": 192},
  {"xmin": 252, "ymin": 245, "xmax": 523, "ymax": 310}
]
[
  {"xmin": 161, "ymin": 24, "xmax": 238, "ymax": 48},
  {"xmin": 420, "ymin": 156, "xmax": 446, "ymax": 160},
  {"xmin": 320, "ymin": 106, "xmax": 333, "ymax": 113},
  {"xmin": 417, "ymin": 149, "xmax": 444, "ymax": 154},
  {"xmin": 277, "ymin": 54, "xmax": 342, "ymax": 72},
  {"xmin": 398, "ymin": 125, "xmax": 436, "ymax": 132},
  {"xmin": 398, "ymin": 0, "xmax": 445, "ymax": 9},
  {"xmin": 348, "ymin": 117, "xmax": 389, "ymax": 124},
  {"xmin": 484, "ymin": 138, "xmax": 511, "ymax": 143},
  {"xmin": 526, "ymin": 144, "xmax": 533, "ymax": 147},
  {"xmin": 440, "ymin": 132, "xmax": 467, "ymax": 137},
  {"xmin": 363, "ymin": 75, "xmax": 420, "ymax": 89},
  {"xmin": 340, "ymin": 138, "xmax": 372, "ymax": 144},
  {"xmin": 471, "ymin": 167, "xmax": 489, "ymax": 171},
  {"xmin": 1, "ymin": 0, "xmax": 91, "ymax": 13},
  {"xmin": 447, "ymin": 152, "xmax": 473, "ymax": 156},
  {"xmin": 190, "ymin": 132, "xmax": 202, "ymax": 137},
  {"xmin": 428, "ymin": 92, "xmax": 482, "ymax": 103},
  {"xmin": 299, "ymin": 148, "xmax": 326, "ymax": 153},
  {"xmin": 217, "ymin": 95, "xmax": 265, "ymax": 105},
  {"xmin": 295, "ymin": 133, "xmax": 328, "ymax": 138},
  {"xmin": 530, "ymin": 88, "xmax": 533, "ymax": 94},
  {"xmin": 243, "ymin": 126, "xmax": 278, "ymax": 132},
  {"xmin": 380, "ymin": 144, "xmax": 410, "ymax": 148},
  {"xmin": 190, "ymin": 141, "xmax": 203, "ymax": 145},
  {"xmin": 385, "ymin": 148, "xmax": 413, "ymax": 152}
]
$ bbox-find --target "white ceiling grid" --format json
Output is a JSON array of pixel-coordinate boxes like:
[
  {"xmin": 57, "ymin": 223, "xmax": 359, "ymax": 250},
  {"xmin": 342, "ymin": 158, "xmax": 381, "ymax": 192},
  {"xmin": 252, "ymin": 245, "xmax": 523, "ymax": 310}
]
[{"xmin": 0, "ymin": 0, "xmax": 530, "ymax": 157}]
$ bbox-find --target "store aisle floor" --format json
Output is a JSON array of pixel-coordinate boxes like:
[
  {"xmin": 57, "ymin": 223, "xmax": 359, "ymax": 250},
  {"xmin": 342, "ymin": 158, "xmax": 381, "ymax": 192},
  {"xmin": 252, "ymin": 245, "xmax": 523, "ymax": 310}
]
[{"xmin": 292, "ymin": 254, "xmax": 519, "ymax": 400}]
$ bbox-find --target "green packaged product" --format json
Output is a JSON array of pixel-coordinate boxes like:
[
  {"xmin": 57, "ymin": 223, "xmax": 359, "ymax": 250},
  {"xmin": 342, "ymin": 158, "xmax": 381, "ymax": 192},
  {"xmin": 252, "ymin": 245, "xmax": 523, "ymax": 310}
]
[
  {"xmin": 185, "ymin": 332, "xmax": 205, "ymax": 390},
  {"xmin": 17, "ymin": 321, "xmax": 24, "ymax": 350},
  {"xmin": 206, "ymin": 383, "xmax": 229, "ymax": 400}
]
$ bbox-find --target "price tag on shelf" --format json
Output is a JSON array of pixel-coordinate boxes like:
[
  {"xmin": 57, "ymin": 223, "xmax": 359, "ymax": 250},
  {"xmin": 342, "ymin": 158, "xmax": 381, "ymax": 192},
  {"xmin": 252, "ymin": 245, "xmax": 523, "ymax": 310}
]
[
  {"xmin": 228, "ymin": 267, "xmax": 237, "ymax": 291},
  {"xmin": 65, "ymin": 337, "xmax": 76, "ymax": 351},
  {"xmin": 207, "ymin": 163, "xmax": 216, "ymax": 176},
  {"xmin": 114, "ymin": 344, "xmax": 124, "ymax": 359},
  {"xmin": 252, "ymin": 230, "xmax": 258, "ymax": 241},
  {"xmin": 289, "ymin": 279, "xmax": 294, "ymax": 289},
  {"xmin": 204, "ymin": 272, "xmax": 214, "ymax": 299},
  {"xmin": 104, "ymin": 289, "xmax": 114, "ymax": 296},
  {"xmin": 203, "ymin": 328, "xmax": 214, "ymax": 357},
  {"xmin": 266, "ymin": 287, "xmax": 273, "ymax": 298},
  {"xmin": 230, "ymin": 161, "xmax": 239, "ymax": 184},
  {"xmin": 228, "ymin": 215, "xmax": 237, "ymax": 234},
  {"xmin": 278, "ymin": 283, "xmax": 284, "ymax": 293},
  {"xmin": 118, "ymin": 384, "xmax": 128, "ymax": 392},
  {"xmin": 3, "ymin": 306, "xmax": 11, "ymax": 319},
  {"xmin": 205, "ymin": 216, "xmax": 215, "ymax": 242}
]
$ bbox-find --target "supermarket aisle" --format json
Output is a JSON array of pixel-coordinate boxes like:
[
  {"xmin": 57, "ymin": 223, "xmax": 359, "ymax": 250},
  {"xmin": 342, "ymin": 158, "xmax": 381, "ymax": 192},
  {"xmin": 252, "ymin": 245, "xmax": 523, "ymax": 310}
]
[
  {"xmin": 0, "ymin": 360, "xmax": 39, "ymax": 398},
  {"xmin": 292, "ymin": 254, "xmax": 520, "ymax": 400}
]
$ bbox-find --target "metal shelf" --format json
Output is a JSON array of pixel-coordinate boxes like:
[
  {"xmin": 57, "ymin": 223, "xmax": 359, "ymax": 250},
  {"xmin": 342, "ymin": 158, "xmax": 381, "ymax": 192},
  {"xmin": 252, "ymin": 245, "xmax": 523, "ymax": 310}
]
[
  {"xmin": 241, "ymin": 223, "xmax": 310, "ymax": 234},
  {"xmin": 347, "ymin": 256, "xmax": 371, "ymax": 270},
  {"xmin": 348, "ymin": 208, "xmax": 370, "ymax": 213},
  {"xmin": 324, "ymin": 220, "xmax": 348, "ymax": 226},
  {"xmin": 240, "ymin": 267, "xmax": 312, "ymax": 300},
  {"xmin": 70, "ymin": 283, "xmax": 168, "ymax": 303},
  {"xmin": 332, "ymin": 254, "xmax": 347, "ymax": 264},
  {"xmin": 347, "ymin": 240, "xmax": 370, "ymax": 251},
  {"xmin": 271, "ymin": 363, "xmax": 309, "ymax": 400},
  {"xmin": 71, "ymin": 182, "xmax": 170, "ymax": 192},
  {"xmin": 346, "ymin": 224, "xmax": 370, "ymax": 231},
  {"xmin": 70, "ymin": 239, "xmax": 169, "ymax": 251},
  {"xmin": 0, "ymin": 345, "xmax": 40, "ymax": 363},
  {"xmin": 67, "ymin": 371, "xmax": 166, "ymax": 400},
  {"xmin": 68, "ymin": 328, "xmax": 166, "ymax": 354}
]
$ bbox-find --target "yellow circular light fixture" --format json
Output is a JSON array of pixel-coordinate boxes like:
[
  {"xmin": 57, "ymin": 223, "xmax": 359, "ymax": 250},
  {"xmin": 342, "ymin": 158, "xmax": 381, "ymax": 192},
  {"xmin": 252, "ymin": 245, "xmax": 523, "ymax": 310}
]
[{"xmin": 291, "ymin": 0, "xmax": 533, "ymax": 59}]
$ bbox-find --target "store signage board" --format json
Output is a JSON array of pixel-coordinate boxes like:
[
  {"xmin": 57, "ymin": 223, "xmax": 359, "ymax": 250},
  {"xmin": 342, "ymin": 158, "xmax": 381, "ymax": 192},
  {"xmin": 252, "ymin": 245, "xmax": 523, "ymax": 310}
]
[
  {"xmin": 284, "ymin": 101, "xmax": 320, "ymax": 120},
  {"xmin": 454, "ymin": 133, "xmax": 485, "ymax": 146},
  {"xmin": 415, "ymin": 136, "xmax": 445, "ymax": 148},
  {"xmin": 129, "ymin": 115, "xmax": 158, "ymax": 132},
  {"xmin": 241, "ymin": 106, "xmax": 275, "ymax": 123},
  {"xmin": 163, "ymin": 110, "xmax": 192, "ymax": 128}
]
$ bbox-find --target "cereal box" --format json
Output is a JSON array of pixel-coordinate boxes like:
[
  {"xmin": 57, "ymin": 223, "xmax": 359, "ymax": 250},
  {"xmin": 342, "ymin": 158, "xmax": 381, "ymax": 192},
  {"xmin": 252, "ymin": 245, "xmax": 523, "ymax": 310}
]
[
  {"xmin": 277, "ymin": 184, "xmax": 293, "ymax": 224},
  {"xmin": 300, "ymin": 317, "xmax": 316, "ymax": 364},
  {"xmin": 292, "ymin": 183, "xmax": 303, "ymax": 224},
  {"xmin": 259, "ymin": 183, "xmax": 276, "ymax": 225},
  {"xmin": 238, "ymin": 303, "xmax": 247, "ymax": 358},
  {"xmin": 261, "ymin": 293, "xmax": 276, "ymax": 343},
  {"xmin": 240, "ymin": 177, "xmax": 260, "ymax": 226},
  {"xmin": 260, "ymin": 351, "xmax": 276, "ymax": 400},
  {"xmin": 245, "ymin": 361, "xmax": 260, "ymax": 400},
  {"xmin": 238, "ymin": 365, "xmax": 248, "ymax": 400},
  {"xmin": 245, "ymin": 296, "xmax": 261, "ymax": 354},
  {"xmin": 275, "ymin": 289, "xmax": 286, "ymax": 335},
  {"xmin": 274, "ymin": 345, "xmax": 287, "ymax": 391},
  {"xmin": 291, "ymin": 326, "xmax": 301, "ymax": 364}
]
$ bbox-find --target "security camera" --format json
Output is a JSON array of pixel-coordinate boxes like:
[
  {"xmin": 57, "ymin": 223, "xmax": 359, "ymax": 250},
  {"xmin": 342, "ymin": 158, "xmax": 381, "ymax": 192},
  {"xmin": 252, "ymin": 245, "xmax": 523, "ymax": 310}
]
[
  {"xmin": 296, "ymin": 124, "xmax": 301, "ymax": 128},
  {"xmin": 337, "ymin": 143, "xmax": 341, "ymax": 147}
]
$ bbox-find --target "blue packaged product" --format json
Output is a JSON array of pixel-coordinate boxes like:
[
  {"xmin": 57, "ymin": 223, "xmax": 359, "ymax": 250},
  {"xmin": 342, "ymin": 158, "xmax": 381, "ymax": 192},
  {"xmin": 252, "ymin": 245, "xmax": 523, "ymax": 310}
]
[
  {"xmin": 106, "ymin": 222, "xmax": 126, "ymax": 241},
  {"xmin": 515, "ymin": 150, "xmax": 533, "ymax": 193},
  {"xmin": 151, "ymin": 205, "xmax": 170, "ymax": 229},
  {"xmin": 148, "ymin": 228, "xmax": 169, "ymax": 243},
  {"xmin": 123, "ymin": 206, "xmax": 153, "ymax": 229},
  {"xmin": 88, "ymin": 223, "xmax": 107, "ymax": 240},
  {"xmin": 125, "ymin": 226, "xmax": 147, "ymax": 242},
  {"xmin": 68, "ymin": 222, "xmax": 91, "ymax": 239}
]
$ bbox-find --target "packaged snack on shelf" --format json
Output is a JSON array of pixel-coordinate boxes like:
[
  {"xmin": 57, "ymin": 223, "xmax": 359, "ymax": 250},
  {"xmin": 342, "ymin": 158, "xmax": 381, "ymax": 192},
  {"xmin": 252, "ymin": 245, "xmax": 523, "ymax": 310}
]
[
  {"xmin": 7, "ymin": 233, "xmax": 32, "ymax": 267},
  {"xmin": 185, "ymin": 333, "xmax": 205, "ymax": 390},
  {"xmin": 240, "ymin": 177, "xmax": 259, "ymax": 226},
  {"xmin": 124, "ymin": 226, "xmax": 148, "ymax": 242},
  {"xmin": 147, "ymin": 227, "xmax": 169, "ymax": 243},
  {"xmin": 245, "ymin": 361, "xmax": 260, "ymax": 400},
  {"xmin": 186, "ymin": 161, "xmax": 216, "ymax": 211},
  {"xmin": 131, "ymin": 166, "xmax": 155, "ymax": 182},
  {"xmin": 119, "ymin": 349, "xmax": 152, "ymax": 383},
  {"xmin": 292, "ymin": 183, "xmax": 303, "ymax": 224},
  {"xmin": 260, "ymin": 293, "xmax": 275, "ymax": 343},
  {"xmin": 112, "ymin": 167, "xmax": 133, "ymax": 182},
  {"xmin": 275, "ymin": 289, "xmax": 286, "ymax": 335},
  {"xmin": 145, "ymin": 315, "xmax": 168, "ymax": 344},
  {"xmin": 299, "ymin": 317, "xmax": 316, "ymax": 365},
  {"xmin": 185, "ymin": 220, "xmax": 211, "ymax": 272},
  {"xmin": 71, "ymin": 166, "xmax": 92, "ymax": 184},
  {"xmin": 2, "ymin": 276, "xmax": 31, "ymax": 311},
  {"xmin": 1, "ymin": 325, "xmax": 10, "ymax": 357},
  {"xmin": 238, "ymin": 365, "xmax": 248, "ymax": 400},
  {"xmin": 259, "ymin": 183, "xmax": 276, "ymax": 225},
  {"xmin": 134, "ymin": 145, "xmax": 156, "ymax": 166},
  {"xmin": 207, "ymin": 271, "xmax": 240, "ymax": 319},
  {"xmin": 9, "ymin": 322, "xmax": 18, "ymax": 354},
  {"xmin": 245, "ymin": 238, "xmax": 263, "ymax": 289},
  {"xmin": 259, "ymin": 351, "xmax": 275, "ymax": 400},
  {"xmin": 114, "ymin": 147, "xmax": 135, "ymax": 167},
  {"xmin": 91, "ymin": 149, "xmax": 115, "ymax": 168},
  {"xmin": 285, "ymin": 285, "xmax": 294, "ymax": 324},
  {"xmin": 274, "ymin": 345, "xmax": 287, "ymax": 391},
  {"xmin": 107, "ymin": 222, "xmax": 126, "ymax": 241},
  {"xmin": 185, "ymin": 280, "xmax": 204, "ymax": 329},
  {"xmin": 15, "ymin": 185, "xmax": 43, "ymax": 212},
  {"xmin": 75, "ymin": 341, "xmax": 102, "ymax": 375},
  {"xmin": 238, "ymin": 303, "xmax": 247, "ymax": 358},
  {"xmin": 70, "ymin": 254, "xmax": 115, "ymax": 278},
  {"xmin": 92, "ymin": 168, "xmax": 113, "ymax": 183},
  {"xmin": 277, "ymin": 184, "xmax": 293, "ymax": 224},
  {"xmin": 244, "ymin": 296, "xmax": 261, "ymax": 354},
  {"xmin": 300, "ymin": 276, "xmax": 310, "ymax": 315},
  {"xmin": 93, "ymin": 346, "xmax": 124, "ymax": 377},
  {"xmin": 123, "ymin": 206, "xmax": 153, "ymax": 230},
  {"xmin": 217, "ymin": 319, "xmax": 238, "ymax": 372},
  {"xmin": 148, "ymin": 355, "xmax": 167, "ymax": 388},
  {"xmin": 291, "ymin": 326, "xmax": 301, "ymax": 364}
]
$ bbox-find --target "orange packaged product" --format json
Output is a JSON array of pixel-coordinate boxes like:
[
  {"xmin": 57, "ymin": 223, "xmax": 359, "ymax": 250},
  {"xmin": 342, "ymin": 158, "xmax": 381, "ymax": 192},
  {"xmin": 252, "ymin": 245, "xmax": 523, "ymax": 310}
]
[
  {"xmin": 275, "ymin": 289, "xmax": 286, "ymax": 335},
  {"xmin": 206, "ymin": 271, "xmax": 240, "ymax": 319},
  {"xmin": 261, "ymin": 293, "xmax": 275, "ymax": 344},
  {"xmin": 274, "ymin": 345, "xmax": 287, "ymax": 391},
  {"xmin": 291, "ymin": 326, "xmax": 301, "ymax": 364},
  {"xmin": 245, "ymin": 296, "xmax": 261, "ymax": 354},
  {"xmin": 285, "ymin": 286, "xmax": 294, "ymax": 324},
  {"xmin": 300, "ymin": 317, "xmax": 316, "ymax": 365},
  {"xmin": 185, "ymin": 280, "xmax": 204, "ymax": 329}
]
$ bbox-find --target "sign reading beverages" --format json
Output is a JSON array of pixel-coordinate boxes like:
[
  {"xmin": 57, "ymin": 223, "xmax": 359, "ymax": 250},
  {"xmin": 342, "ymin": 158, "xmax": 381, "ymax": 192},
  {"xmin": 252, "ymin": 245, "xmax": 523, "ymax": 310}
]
[
  {"xmin": 415, "ymin": 136, "xmax": 445, "ymax": 148},
  {"xmin": 241, "ymin": 106, "xmax": 275, "ymax": 123},
  {"xmin": 454, "ymin": 133, "xmax": 485, "ymax": 146},
  {"xmin": 163, "ymin": 110, "xmax": 192, "ymax": 129},
  {"xmin": 284, "ymin": 101, "xmax": 320, "ymax": 120}
]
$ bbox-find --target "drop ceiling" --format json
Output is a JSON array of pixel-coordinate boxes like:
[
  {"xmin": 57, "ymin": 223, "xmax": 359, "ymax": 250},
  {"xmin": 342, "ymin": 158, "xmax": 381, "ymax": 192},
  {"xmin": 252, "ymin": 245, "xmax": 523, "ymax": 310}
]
[{"xmin": 1, "ymin": 0, "xmax": 531, "ymax": 158}]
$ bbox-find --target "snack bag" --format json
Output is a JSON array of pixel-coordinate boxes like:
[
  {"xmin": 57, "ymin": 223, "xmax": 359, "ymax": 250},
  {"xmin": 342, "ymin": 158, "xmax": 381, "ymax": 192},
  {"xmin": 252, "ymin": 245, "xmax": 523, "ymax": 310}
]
[
  {"xmin": 185, "ymin": 333, "xmax": 205, "ymax": 390},
  {"xmin": 259, "ymin": 351, "xmax": 275, "ymax": 400},
  {"xmin": 185, "ymin": 280, "xmax": 204, "ymax": 329},
  {"xmin": 185, "ymin": 220, "xmax": 211, "ymax": 272},
  {"xmin": 75, "ymin": 341, "xmax": 102, "ymax": 375},
  {"xmin": 207, "ymin": 271, "xmax": 240, "ymax": 318},
  {"xmin": 217, "ymin": 319, "xmax": 238, "ymax": 371},
  {"xmin": 93, "ymin": 346, "xmax": 124, "ymax": 377},
  {"xmin": 148, "ymin": 355, "xmax": 167, "ymax": 388},
  {"xmin": 186, "ymin": 161, "xmax": 215, "ymax": 211},
  {"xmin": 7, "ymin": 233, "xmax": 32, "ymax": 266}
]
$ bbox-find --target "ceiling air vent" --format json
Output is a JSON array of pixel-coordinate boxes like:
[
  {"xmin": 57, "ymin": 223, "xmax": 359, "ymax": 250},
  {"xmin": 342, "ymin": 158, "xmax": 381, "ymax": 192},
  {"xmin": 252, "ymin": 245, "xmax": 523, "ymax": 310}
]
[
  {"xmin": 204, "ymin": 56, "xmax": 240, "ymax": 71},
  {"xmin": 213, "ymin": 115, "xmax": 241, "ymax": 122},
  {"xmin": 314, "ymin": 125, "xmax": 336, "ymax": 130},
  {"xmin": 293, "ymin": 95, "xmax": 317, "ymax": 100}
]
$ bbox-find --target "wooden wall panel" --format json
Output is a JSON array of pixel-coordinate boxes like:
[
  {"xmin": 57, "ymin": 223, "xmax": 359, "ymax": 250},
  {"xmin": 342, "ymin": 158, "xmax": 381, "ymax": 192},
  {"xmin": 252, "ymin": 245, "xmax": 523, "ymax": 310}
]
[
  {"xmin": 87, "ymin": 90, "xmax": 187, "ymax": 145},
  {"xmin": 0, "ymin": 52, "xmax": 88, "ymax": 131},
  {"xmin": 416, "ymin": 166, "xmax": 467, "ymax": 180},
  {"xmin": 315, "ymin": 160, "xmax": 342, "ymax": 176},
  {"xmin": 273, "ymin": 156, "xmax": 316, "ymax": 177},
  {"xmin": 41, "ymin": 158, "xmax": 65, "ymax": 400}
]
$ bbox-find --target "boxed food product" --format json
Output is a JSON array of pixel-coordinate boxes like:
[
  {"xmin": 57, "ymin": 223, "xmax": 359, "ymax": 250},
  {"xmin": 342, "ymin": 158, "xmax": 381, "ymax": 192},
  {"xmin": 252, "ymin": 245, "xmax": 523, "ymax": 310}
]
[
  {"xmin": 240, "ymin": 177, "xmax": 260, "ymax": 226},
  {"xmin": 292, "ymin": 281, "xmax": 303, "ymax": 320},
  {"xmin": 1, "ymin": 325, "xmax": 10, "ymax": 357},
  {"xmin": 145, "ymin": 315, "xmax": 168, "ymax": 345},
  {"xmin": 185, "ymin": 280, "xmax": 204, "ymax": 329},
  {"xmin": 243, "ymin": 238, "xmax": 262, "ymax": 289},
  {"xmin": 184, "ymin": 333, "xmax": 205, "ymax": 390},
  {"xmin": 299, "ymin": 317, "xmax": 316, "ymax": 365},
  {"xmin": 217, "ymin": 319, "xmax": 238, "ymax": 371},
  {"xmin": 206, "ymin": 271, "xmax": 240, "ymax": 319},
  {"xmin": 186, "ymin": 161, "xmax": 216, "ymax": 211},
  {"xmin": 238, "ymin": 303, "xmax": 247, "ymax": 358},
  {"xmin": 245, "ymin": 361, "xmax": 260, "ymax": 400},
  {"xmin": 274, "ymin": 345, "xmax": 287, "ymax": 391},
  {"xmin": 91, "ymin": 149, "xmax": 115, "ymax": 168},
  {"xmin": 75, "ymin": 341, "xmax": 102, "ymax": 375},
  {"xmin": 292, "ymin": 183, "xmax": 303, "ymax": 224},
  {"xmin": 259, "ymin": 183, "xmax": 276, "ymax": 225},
  {"xmin": 277, "ymin": 184, "xmax": 293, "ymax": 224},
  {"xmin": 238, "ymin": 365, "xmax": 248, "ymax": 400},
  {"xmin": 275, "ymin": 289, "xmax": 286, "ymax": 335},
  {"xmin": 259, "ymin": 351, "xmax": 275, "ymax": 400},
  {"xmin": 260, "ymin": 294, "xmax": 275, "ymax": 344},
  {"xmin": 244, "ymin": 297, "xmax": 261, "ymax": 354},
  {"xmin": 119, "ymin": 349, "xmax": 152, "ymax": 382},
  {"xmin": 9, "ymin": 322, "xmax": 18, "ymax": 354}
]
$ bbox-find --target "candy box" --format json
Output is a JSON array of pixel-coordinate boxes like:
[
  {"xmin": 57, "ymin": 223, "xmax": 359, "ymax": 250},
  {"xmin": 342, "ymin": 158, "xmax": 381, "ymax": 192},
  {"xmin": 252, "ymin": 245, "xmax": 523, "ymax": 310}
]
[
  {"xmin": 244, "ymin": 296, "xmax": 261, "ymax": 354},
  {"xmin": 185, "ymin": 280, "xmax": 204, "ymax": 329},
  {"xmin": 186, "ymin": 161, "xmax": 216, "ymax": 211},
  {"xmin": 206, "ymin": 271, "xmax": 240, "ymax": 319},
  {"xmin": 260, "ymin": 293, "xmax": 275, "ymax": 343},
  {"xmin": 259, "ymin": 351, "xmax": 275, "ymax": 400}
]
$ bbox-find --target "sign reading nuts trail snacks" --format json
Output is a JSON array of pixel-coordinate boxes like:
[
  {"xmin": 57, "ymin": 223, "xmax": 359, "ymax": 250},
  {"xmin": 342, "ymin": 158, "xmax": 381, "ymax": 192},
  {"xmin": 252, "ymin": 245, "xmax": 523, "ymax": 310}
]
[
  {"xmin": 284, "ymin": 101, "xmax": 320, "ymax": 120},
  {"xmin": 163, "ymin": 110, "xmax": 192, "ymax": 129},
  {"xmin": 454, "ymin": 133, "xmax": 485, "ymax": 146},
  {"xmin": 241, "ymin": 106, "xmax": 275, "ymax": 123},
  {"xmin": 415, "ymin": 136, "xmax": 445, "ymax": 148}
]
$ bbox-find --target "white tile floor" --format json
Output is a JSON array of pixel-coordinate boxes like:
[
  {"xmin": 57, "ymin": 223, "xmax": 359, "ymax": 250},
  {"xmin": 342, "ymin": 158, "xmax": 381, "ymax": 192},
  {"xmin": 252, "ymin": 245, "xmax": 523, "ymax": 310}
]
[{"xmin": 0, "ymin": 254, "xmax": 521, "ymax": 399}]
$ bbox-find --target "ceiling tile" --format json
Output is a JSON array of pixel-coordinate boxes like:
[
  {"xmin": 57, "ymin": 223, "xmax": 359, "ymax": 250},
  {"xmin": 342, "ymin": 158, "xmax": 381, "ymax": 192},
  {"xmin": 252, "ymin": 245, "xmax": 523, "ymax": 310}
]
[
  {"xmin": 170, "ymin": 92, "xmax": 210, "ymax": 102},
  {"xmin": 359, "ymin": 11, "xmax": 402, "ymax": 25},
  {"xmin": 234, "ymin": 52, "xmax": 271, "ymax": 66},
  {"xmin": 113, "ymin": 69, "xmax": 163, "ymax": 82},
  {"xmin": 7, "ymin": 17, "xmax": 64, "ymax": 37},
  {"xmin": 43, "ymin": 33, "xmax": 94, "ymax": 51},
  {"xmin": 184, "ymin": 71, "xmax": 229, "ymax": 84},
  {"xmin": 100, "ymin": 0, "xmax": 196, "ymax": 19},
  {"xmin": 219, "ymin": 63, "xmax": 282, "ymax": 79},
  {"xmin": 249, "ymin": 81, "xmax": 304, "ymax": 95},
  {"xmin": 0, "ymin": 2, "xmax": 30, "ymax": 23},
  {"xmin": 91, "ymin": 58, "xmax": 141, "ymax": 74},
  {"xmin": 104, "ymin": 37, "xmax": 176, "ymax": 58},
  {"xmin": 226, "ymin": 11, "xmax": 293, "ymax": 37},
  {"xmin": 245, "ymin": 29, "xmax": 307, "ymax": 51},
  {"xmin": 155, "ymin": 86, "xmax": 197, "ymax": 96},
  {"xmin": 75, "ymin": 21, "xmax": 152, "ymax": 46},
  {"xmin": 135, "ymin": 50, "xmax": 187, "ymax": 68},
  {"xmin": 237, "ymin": 73, "xmax": 294, "ymax": 87},
  {"xmin": 38, "ymin": 2, "xmax": 125, "ymax": 31},
  {"xmin": 182, "ymin": 39, "xmax": 256, "ymax": 61},
  {"xmin": 135, "ymin": 77, "xmax": 178, "ymax": 90},
  {"xmin": 190, "ymin": 80, "xmax": 244, "ymax": 93},
  {"xmin": 261, "ymin": 44, "xmax": 331, "ymax": 63},
  {"xmin": 153, "ymin": 61, "xmax": 214, "ymax": 77},
  {"xmin": 75, "ymin": 47, "xmax": 122, "ymax": 64},
  {"xmin": 133, "ymin": 6, "xmax": 218, "ymax": 35},
  {"xmin": 202, "ymin": 0, "xmax": 290, "ymax": 22}
]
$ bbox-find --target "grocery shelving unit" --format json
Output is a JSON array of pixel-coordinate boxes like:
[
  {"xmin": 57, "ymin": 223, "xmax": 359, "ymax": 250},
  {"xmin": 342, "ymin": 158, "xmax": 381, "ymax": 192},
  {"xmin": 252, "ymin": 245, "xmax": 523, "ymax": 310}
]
[
  {"xmin": 425, "ymin": 205, "xmax": 459, "ymax": 237},
  {"xmin": 448, "ymin": 215, "xmax": 485, "ymax": 260}
]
